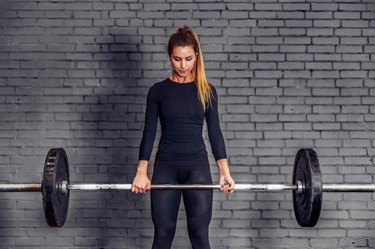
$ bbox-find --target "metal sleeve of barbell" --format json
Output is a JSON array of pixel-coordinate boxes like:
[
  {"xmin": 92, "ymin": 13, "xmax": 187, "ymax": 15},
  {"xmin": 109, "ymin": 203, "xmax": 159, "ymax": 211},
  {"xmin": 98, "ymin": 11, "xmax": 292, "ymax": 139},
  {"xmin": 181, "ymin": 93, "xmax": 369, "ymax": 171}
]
[
  {"xmin": 323, "ymin": 183, "xmax": 375, "ymax": 192},
  {"xmin": 67, "ymin": 183, "xmax": 298, "ymax": 191},
  {"xmin": 0, "ymin": 183, "xmax": 41, "ymax": 192}
]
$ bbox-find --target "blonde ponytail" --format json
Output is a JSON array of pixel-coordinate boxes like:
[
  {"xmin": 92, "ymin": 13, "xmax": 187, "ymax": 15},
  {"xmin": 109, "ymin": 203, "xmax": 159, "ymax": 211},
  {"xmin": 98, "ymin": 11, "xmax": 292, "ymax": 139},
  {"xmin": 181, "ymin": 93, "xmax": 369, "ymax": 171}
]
[{"xmin": 168, "ymin": 25, "xmax": 214, "ymax": 110}]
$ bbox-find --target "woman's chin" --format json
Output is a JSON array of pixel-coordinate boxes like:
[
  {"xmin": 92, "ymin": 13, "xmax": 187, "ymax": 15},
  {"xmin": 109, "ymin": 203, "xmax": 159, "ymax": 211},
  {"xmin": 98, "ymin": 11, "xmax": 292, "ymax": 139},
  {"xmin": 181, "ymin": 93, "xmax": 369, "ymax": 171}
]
[{"xmin": 176, "ymin": 72, "xmax": 189, "ymax": 77}]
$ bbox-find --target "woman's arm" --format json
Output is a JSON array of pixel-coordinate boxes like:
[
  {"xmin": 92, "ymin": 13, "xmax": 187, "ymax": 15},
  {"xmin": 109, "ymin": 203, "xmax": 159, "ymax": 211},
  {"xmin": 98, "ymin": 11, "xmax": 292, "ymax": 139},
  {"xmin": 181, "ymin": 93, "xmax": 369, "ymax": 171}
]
[
  {"xmin": 138, "ymin": 85, "xmax": 158, "ymax": 161},
  {"xmin": 132, "ymin": 85, "xmax": 158, "ymax": 194},
  {"xmin": 205, "ymin": 85, "xmax": 235, "ymax": 193}
]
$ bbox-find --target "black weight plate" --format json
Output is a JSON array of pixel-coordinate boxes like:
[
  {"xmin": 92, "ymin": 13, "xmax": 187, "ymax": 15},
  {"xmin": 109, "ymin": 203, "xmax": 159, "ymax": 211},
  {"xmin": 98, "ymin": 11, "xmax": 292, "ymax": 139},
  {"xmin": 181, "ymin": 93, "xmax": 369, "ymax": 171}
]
[
  {"xmin": 42, "ymin": 148, "xmax": 70, "ymax": 227},
  {"xmin": 292, "ymin": 148, "xmax": 322, "ymax": 227}
]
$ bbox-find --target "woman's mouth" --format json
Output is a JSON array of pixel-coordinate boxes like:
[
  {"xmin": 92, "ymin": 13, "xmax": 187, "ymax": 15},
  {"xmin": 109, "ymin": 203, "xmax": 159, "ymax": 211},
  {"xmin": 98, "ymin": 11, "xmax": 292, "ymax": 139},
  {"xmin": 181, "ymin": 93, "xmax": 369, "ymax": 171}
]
[{"xmin": 178, "ymin": 70, "xmax": 188, "ymax": 75}]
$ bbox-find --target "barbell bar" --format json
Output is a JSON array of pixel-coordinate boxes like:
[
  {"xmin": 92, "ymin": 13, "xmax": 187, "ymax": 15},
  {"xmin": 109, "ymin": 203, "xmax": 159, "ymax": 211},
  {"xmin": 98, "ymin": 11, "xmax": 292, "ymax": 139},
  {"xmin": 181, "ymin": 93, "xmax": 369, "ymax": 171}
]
[
  {"xmin": 0, "ymin": 147, "xmax": 374, "ymax": 228},
  {"xmin": 2, "ymin": 182, "xmax": 374, "ymax": 193},
  {"xmin": 0, "ymin": 183, "xmax": 300, "ymax": 192},
  {"xmin": 66, "ymin": 183, "xmax": 300, "ymax": 191}
]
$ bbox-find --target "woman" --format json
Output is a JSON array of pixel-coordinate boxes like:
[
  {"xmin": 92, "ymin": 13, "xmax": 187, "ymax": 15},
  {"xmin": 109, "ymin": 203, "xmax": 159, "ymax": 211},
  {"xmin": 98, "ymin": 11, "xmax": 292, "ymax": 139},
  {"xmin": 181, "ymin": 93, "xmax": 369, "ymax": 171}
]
[{"xmin": 131, "ymin": 25, "xmax": 235, "ymax": 249}]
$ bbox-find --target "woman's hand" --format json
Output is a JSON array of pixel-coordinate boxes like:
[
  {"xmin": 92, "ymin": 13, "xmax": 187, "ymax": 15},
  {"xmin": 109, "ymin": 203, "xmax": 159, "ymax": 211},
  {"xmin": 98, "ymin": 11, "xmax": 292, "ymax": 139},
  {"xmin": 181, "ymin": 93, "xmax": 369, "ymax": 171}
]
[
  {"xmin": 219, "ymin": 174, "xmax": 235, "ymax": 194},
  {"xmin": 131, "ymin": 172, "xmax": 151, "ymax": 194},
  {"xmin": 132, "ymin": 160, "xmax": 151, "ymax": 194},
  {"xmin": 216, "ymin": 158, "xmax": 235, "ymax": 194}
]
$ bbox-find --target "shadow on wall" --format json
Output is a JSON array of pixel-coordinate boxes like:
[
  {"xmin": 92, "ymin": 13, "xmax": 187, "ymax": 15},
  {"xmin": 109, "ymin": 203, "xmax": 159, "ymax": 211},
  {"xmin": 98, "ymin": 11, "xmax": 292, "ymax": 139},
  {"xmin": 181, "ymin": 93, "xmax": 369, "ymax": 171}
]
[
  {"xmin": 0, "ymin": 1, "xmax": 15, "ymax": 247},
  {"xmin": 81, "ymin": 30, "xmax": 152, "ymax": 248}
]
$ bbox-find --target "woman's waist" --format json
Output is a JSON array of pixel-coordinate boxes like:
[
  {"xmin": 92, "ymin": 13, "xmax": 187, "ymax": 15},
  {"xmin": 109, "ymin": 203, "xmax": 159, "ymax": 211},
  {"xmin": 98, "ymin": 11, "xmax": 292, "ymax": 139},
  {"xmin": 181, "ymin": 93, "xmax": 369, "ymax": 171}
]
[
  {"xmin": 160, "ymin": 124, "xmax": 203, "ymax": 141},
  {"xmin": 156, "ymin": 137, "xmax": 208, "ymax": 163},
  {"xmin": 159, "ymin": 134, "xmax": 204, "ymax": 143},
  {"xmin": 155, "ymin": 153, "xmax": 209, "ymax": 166}
]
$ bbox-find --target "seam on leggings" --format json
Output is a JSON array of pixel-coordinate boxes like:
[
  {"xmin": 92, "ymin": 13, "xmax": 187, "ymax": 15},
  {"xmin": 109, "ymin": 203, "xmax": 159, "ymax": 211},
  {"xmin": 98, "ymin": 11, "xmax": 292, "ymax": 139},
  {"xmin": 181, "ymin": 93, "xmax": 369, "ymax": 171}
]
[
  {"xmin": 186, "ymin": 204, "xmax": 212, "ymax": 220},
  {"xmin": 179, "ymin": 164, "xmax": 183, "ymax": 183},
  {"xmin": 153, "ymin": 207, "xmax": 179, "ymax": 223}
]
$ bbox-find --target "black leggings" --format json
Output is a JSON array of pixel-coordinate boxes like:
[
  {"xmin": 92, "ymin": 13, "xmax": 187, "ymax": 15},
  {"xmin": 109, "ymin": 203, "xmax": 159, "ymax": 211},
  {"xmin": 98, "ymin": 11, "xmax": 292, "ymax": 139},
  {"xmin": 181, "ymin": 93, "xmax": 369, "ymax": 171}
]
[{"xmin": 151, "ymin": 160, "xmax": 213, "ymax": 249}]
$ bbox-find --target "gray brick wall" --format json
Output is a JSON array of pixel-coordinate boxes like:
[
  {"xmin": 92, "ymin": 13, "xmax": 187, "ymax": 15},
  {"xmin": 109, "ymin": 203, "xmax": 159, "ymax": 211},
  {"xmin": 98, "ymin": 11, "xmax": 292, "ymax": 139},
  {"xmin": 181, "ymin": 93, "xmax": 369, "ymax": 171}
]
[{"xmin": 0, "ymin": 0, "xmax": 375, "ymax": 248}]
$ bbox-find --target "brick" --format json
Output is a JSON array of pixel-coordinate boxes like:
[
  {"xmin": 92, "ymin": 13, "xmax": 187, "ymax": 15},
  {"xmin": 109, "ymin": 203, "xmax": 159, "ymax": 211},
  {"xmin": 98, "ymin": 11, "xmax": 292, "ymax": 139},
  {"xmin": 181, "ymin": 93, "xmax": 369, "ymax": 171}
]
[
  {"xmin": 309, "ymin": 238, "xmax": 339, "ymax": 248},
  {"xmin": 255, "ymin": 3, "xmax": 282, "ymax": 11},
  {"xmin": 258, "ymin": 20, "xmax": 284, "ymax": 27},
  {"xmin": 144, "ymin": 3, "xmax": 170, "ymax": 11},
  {"xmin": 221, "ymin": 11, "xmax": 248, "ymax": 19},
  {"xmin": 284, "ymin": 37, "xmax": 311, "ymax": 44},
  {"xmin": 306, "ymin": 11, "xmax": 333, "ymax": 19},
  {"xmin": 342, "ymin": 20, "xmax": 369, "ymax": 28},
  {"xmin": 256, "ymin": 37, "xmax": 283, "ymax": 45},
  {"xmin": 334, "ymin": 97, "xmax": 361, "ymax": 105},
  {"xmin": 286, "ymin": 20, "xmax": 312, "ymax": 27},
  {"xmin": 307, "ymin": 28, "xmax": 334, "ymax": 36},
  {"xmin": 250, "ymin": 11, "xmax": 276, "ymax": 19},
  {"xmin": 192, "ymin": 11, "xmax": 220, "ymax": 19},
  {"xmin": 279, "ymin": 28, "xmax": 305, "ymax": 36},
  {"xmin": 339, "ymin": 238, "xmax": 368, "ymax": 248},
  {"xmin": 312, "ymin": 3, "xmax": 338, "ymax": 11},
  {"xmin": 283, "ymin": 3, "xmax": 309, "ymax": 11}
]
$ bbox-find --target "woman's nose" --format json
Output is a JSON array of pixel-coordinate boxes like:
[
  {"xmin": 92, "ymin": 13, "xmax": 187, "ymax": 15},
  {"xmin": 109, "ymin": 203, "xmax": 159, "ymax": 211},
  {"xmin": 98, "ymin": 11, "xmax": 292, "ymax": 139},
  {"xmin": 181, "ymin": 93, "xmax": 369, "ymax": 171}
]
[{"xmin": 180, "ymin": 60, "xmax": 186, "ymax": 69}]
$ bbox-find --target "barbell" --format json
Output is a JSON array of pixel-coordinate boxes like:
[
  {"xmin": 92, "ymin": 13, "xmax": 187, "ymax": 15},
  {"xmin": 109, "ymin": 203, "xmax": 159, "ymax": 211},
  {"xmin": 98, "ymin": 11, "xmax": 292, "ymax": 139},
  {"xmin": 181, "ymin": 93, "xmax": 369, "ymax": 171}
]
[{"xmin": 1, "ymin": 148, "xmax": 374, "ymax": 228}]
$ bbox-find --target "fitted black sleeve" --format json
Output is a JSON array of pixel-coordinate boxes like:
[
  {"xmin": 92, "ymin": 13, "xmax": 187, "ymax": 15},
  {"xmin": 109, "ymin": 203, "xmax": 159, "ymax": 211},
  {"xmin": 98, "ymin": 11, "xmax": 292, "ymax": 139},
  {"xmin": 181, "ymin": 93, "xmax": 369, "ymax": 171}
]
[
  {"xmin": 139, "ymin": 85, "xmax": 158, "ymax": 161},
  {"xmin": 205, "ymin": 85, "xmax": 227, "ymax": 161}
]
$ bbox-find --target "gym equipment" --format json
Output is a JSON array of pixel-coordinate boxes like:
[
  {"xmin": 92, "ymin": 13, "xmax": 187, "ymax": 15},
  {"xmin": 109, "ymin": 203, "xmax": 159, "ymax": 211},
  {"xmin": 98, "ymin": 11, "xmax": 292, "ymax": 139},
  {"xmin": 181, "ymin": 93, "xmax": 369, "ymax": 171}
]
[{"xmin": 0, "ymin": 148, "xmax": 374, "ymax": 228}]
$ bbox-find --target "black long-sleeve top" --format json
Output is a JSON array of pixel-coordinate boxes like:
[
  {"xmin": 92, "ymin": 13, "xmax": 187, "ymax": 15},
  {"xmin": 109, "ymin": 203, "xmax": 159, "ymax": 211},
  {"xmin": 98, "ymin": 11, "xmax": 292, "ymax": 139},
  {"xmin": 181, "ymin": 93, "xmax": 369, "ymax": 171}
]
[{"xmin": 138, "ymin": 78, "xmax": 227, "ymax": 164}]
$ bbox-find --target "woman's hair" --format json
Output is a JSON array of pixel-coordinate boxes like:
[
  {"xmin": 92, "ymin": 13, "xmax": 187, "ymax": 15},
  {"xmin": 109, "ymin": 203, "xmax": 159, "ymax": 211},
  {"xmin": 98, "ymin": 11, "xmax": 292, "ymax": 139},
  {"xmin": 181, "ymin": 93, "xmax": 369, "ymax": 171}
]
[{"xmin": 168, "ymin": 25, "xmax": 213, "ymax": 111}]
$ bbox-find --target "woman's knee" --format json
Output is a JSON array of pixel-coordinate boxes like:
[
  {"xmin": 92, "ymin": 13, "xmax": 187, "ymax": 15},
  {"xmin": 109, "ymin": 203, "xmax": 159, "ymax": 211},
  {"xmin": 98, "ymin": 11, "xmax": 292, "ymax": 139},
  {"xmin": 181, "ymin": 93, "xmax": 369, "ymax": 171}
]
[
  {"xmin": 186, "ymin": 211, "xmax": 211, "ymax": 248},
  {"xmin": 152, "ymin": 212, "xmax": 177, "ymax": 247}
]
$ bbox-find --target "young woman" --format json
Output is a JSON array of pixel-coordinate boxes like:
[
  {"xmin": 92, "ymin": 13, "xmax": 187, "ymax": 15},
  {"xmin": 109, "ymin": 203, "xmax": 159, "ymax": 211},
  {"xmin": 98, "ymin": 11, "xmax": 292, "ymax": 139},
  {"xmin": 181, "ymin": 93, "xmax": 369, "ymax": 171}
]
[{"xmin": 131, "ymin": 25, "xmax": 235, "ymax": 249}]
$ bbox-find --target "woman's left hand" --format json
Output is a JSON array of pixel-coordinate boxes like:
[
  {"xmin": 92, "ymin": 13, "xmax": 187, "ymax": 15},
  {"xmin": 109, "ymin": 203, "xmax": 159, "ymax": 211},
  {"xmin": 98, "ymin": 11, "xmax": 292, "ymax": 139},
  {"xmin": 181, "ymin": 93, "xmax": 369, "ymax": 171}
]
[{"xmin": 219, "ymin": 175, "xmax": 235, "ymax": 194}]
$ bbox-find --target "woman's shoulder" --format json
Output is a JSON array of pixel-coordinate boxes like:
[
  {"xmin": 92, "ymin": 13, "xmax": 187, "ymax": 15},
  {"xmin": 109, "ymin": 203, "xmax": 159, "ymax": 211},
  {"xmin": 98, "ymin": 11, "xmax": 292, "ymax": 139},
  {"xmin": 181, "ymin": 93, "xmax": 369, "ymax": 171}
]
[
  {"xmin": 209, "ymin": 83, "xmax": 215, "ymax": 89},
  {"xmin": 150, "ymin": 78, "xmax": 169, "ymax": 89},
  {"xmin": 148, "ymin": 79, "xmax": 166, "ymax": 91},
  {"xmin": 207, "ymin": 82, "xmax": 218, "ymax": 95},
  {"xmin": 146, "ymin": 79, "xmax": 169, "ymax": 98}
]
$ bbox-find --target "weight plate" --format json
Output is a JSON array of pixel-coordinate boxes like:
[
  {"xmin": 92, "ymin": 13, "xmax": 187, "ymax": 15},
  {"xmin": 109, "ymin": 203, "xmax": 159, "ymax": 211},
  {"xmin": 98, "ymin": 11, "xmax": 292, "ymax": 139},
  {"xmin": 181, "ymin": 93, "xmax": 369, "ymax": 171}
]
[
  {"xmin": 42, "ymin": 148, "xmax": 70, "ymax": 227},
  {"xmin": 292, "ymin": 148, "xmax": 323, "ymax": 227}
]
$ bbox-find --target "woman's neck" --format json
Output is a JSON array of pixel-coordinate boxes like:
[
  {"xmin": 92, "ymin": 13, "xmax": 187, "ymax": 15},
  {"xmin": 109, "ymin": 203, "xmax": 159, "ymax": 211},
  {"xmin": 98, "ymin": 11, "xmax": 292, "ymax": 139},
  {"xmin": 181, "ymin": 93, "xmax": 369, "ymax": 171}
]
[{"xmin": 169, "ymin": 73, "xmax": 194, "ymax": 83}]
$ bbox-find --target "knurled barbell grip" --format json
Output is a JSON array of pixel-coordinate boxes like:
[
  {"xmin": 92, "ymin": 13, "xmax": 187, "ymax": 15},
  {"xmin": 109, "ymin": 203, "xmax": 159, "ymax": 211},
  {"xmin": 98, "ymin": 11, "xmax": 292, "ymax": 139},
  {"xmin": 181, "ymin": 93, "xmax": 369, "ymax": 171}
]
[
  {"xmin": 63, "ymin": 182, "xmax": 375, "ymax": 193},
  {"xmin": 63, "ymin": 182, "xmax": 301, "ymax": 194}
]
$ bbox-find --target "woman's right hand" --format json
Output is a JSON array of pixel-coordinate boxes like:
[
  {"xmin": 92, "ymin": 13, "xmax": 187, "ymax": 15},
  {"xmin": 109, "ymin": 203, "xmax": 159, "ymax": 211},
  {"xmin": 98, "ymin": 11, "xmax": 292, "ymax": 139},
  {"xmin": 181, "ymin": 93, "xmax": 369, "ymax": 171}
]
[{"xmin": 131, "ymin": 172, "xmax": 151, "ymax": 194}]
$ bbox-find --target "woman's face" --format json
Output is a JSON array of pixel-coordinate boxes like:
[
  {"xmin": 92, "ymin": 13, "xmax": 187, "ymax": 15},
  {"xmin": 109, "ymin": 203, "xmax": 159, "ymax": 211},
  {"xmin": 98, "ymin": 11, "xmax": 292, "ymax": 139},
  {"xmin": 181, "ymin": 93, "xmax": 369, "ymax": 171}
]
[{"xmin": 169, "ymin": 46, "xmax": 196, "ymax": 79}]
